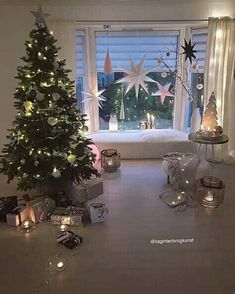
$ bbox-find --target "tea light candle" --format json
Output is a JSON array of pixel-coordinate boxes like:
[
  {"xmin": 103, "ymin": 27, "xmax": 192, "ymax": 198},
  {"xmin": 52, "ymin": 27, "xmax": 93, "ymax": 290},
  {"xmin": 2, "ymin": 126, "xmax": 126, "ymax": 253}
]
[
  {"xmin": 205, "ymin": 191, "xmax": 214, "ymax": 202},
  {"xmin": 60, "ymin": 224, "xmax": 68, "ymax": 232},
  {"xmin": 56, "ymin": 261, "xmax": 64, "ymax": 271},
  {"xmin": 107, "ymin": 160, "xmax": 113, "ymax": 166},
  {"xmin": 23, "ymin": 220, "xmax": 30, "ymax": 229}
]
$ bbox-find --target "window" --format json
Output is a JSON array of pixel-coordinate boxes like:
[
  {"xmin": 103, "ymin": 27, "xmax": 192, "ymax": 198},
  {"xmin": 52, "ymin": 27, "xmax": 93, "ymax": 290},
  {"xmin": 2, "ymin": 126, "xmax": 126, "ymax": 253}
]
[
  {"xmin": 96, "ymin": 31, "xmax": 179, "ymax": 130},
  {"xmin": 75, "ymin": 25, "xmax": 208, "ymax": 132},
  {"xmin": 76, "ymin": 31, "xmax": 85, "ymax": 113}
]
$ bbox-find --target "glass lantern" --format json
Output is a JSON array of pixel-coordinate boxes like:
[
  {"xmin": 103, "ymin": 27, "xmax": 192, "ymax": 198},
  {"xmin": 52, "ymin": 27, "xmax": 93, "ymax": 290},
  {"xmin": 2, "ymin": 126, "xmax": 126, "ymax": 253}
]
[
  {"xmin": 101, "ymin": 149, "xmax": 121, "ymax": 172},
  {"xmin": 197, "ymin": 176, "xmax": 225, "ymax": 208}
]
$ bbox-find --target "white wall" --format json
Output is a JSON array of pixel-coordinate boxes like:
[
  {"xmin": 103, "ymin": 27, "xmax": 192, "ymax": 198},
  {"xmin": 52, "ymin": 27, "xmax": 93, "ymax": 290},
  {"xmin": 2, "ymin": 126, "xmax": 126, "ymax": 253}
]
[{"xmin": 0, "ymin": 0, "xmax": 234, "ymax": 194}]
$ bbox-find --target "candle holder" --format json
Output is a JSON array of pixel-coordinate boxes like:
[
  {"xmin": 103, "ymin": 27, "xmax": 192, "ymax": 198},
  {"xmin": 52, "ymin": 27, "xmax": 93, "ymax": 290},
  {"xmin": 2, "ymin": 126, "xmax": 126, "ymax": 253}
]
[
  {"xmin": 197, "ymin": 176, "xmax": 225, "ymax": 208},
  {"xmin": 101, "ymin": 149, "xmax": 121, "ymax": 172}
]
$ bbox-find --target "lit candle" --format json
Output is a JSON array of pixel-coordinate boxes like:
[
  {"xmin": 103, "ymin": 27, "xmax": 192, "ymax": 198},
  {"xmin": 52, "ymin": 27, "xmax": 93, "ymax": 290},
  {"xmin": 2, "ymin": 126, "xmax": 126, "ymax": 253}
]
[
  {"xmin": 147, "ymin": 113, "xmax": 150, "ymax": 122},
  {"xmin": 23, "ymin": 220, "xmax": 30, "ymax": 229},
  {"xmin": 205, "ymin": 191, "xmax": 214, "ymax": 202},
  {"xmin": 107, "ymin": 159, "xmax": 113, "ymax": 166},
  {"xmin": 60, "ymin": 224, "xmax": 68, "ymax": 232},
  {"xmin": 56, "ymin": 261, "xmax": 64, "ymax": 271}
]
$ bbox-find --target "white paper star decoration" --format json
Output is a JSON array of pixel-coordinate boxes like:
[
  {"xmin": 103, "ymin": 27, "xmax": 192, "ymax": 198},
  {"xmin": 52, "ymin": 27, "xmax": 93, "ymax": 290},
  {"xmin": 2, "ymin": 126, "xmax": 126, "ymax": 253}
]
[
  {"xmin": 31, "ymin": 5, "xmax": 50, "ymax": 26},
  {"xmin": 152, "ymin": 82, "xmax": 174, "ymax": 104},
  {"xmin": 115, "ymin": 55, "xmax": 156, "ymax": 98},
  {"xmin": 82, "ymin": 88, "xmax": 107, "ymax": 109}
]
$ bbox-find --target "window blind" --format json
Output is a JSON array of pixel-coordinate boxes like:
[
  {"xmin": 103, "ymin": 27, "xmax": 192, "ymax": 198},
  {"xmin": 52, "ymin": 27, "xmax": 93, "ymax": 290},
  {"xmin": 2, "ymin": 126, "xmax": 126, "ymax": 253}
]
[
  {"xmin": 95, "ymin": 31, "xmax": 179, "ymax": 72},
  {"xmin": 192, "ymin": 28, "xmax": 208, "ymax": 73},
  {"xmin": 76, "ymin": 31, "xmax": 85, "ymax": 75}
]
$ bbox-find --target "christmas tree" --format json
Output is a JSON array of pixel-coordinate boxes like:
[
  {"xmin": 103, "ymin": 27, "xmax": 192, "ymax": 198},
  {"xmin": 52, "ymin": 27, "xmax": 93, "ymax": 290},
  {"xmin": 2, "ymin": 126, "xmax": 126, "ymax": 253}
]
[
  {"xmin": 0, "ymin": 6, "xmax": 99, "ymax": 191},
  {"xmin": 201, "ymin": 92, "xmax": 218, "ymax": 131}
]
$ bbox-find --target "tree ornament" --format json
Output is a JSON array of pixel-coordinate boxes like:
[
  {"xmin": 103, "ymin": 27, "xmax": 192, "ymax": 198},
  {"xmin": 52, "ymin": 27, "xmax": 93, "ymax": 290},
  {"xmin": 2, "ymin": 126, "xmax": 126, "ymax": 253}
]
[
  {"xmin": 23, "ymin": 101, "xmax": 34, "ymax": 112},
  {"xmin": 20, "ymin": 159, "xmax": 26, "ymax": 164},
  {"xmin": 196, "ymin": 84, "xmax": 203, "ymax": 90},
  {"xmin": 36, "ymin": 92, "xmax": 44, "ymax": 101},
  {"xmin": 161, "ymin": 72, "xmax": 167, "ymax": 78},
  {"xmin": 104, "ymin": 50, "xmax": 112, "ymax": 74},
  {"xmin": 52, "ymin": 167, "xmax": 61, "ymax": 178},
  {"xmin": 115, "ymin": 55, "xmax": 156, "ymax": 98},
  {"xmin": 34, "ymin": 161, "xmax": 39, "ymax": 166},
  {"xmin": 181, "ymin": 39, "xmax": 197, "ymax": 64},
  {"xmin": 104, "ymin": 25, "xmax": 112, "ymax": 74},
  {"xmin": 82, "ymin": 88, "xmax": 107, "ymax": 109},
  {"xmin": 152, "ymin": 82, "xmax": 174, "ymax": 104},
  {"xmin": 31, "ymin": 5, "xmax": 50, "ymax": 27},
  {"xmin": 47, "ymin": 117, "xmax": 58, "ymax": 126},
  {"xmin": 52, "ymin": 93, "xmax": 60, "ymax": 101},
  {"xmin": 192, "ymin": 63, "xmax": 198, "ymax": 71},
  {"xmin": 67, "ymin": 154, "xmax": 76, "ymax": 164}
]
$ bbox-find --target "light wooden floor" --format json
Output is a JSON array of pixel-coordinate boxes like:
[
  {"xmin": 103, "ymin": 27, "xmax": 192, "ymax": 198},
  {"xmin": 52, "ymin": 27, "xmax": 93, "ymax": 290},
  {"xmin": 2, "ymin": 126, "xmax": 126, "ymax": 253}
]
[{"xmin": 1, "ymin": 159, "xmax": 235, "ymax": 294}]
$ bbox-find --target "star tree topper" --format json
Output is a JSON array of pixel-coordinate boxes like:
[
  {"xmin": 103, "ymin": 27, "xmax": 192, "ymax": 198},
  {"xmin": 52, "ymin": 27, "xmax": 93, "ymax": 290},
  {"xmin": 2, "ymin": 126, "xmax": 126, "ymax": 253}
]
[
  {"xmin": 31, "ymin": 5, "xmax": 50, "ymax": 26},
  {"xmin": 116, "ymin": 55, "xmax": 156, "ymax": 99},
  {"xmin": 152, "ymin": 81, "xmax": 174, "ymax": 104},
  {"xmin": 82, "ymin": 88, "xmax": 107, "ymax": 109},
  {"xmin": 181, "ymin": 39, "xmax": 197, "ymax": 64}
]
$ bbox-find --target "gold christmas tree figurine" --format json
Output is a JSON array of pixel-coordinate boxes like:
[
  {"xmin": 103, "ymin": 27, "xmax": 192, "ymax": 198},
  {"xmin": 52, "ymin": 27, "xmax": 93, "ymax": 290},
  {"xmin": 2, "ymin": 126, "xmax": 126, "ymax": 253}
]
[
  {"xmin": 201, "ymin": 91, "xmax": 218, "ymax": 131},
  {"xmin": 197, "ymin": 92, "xmax": 223, "ymax": 140}
]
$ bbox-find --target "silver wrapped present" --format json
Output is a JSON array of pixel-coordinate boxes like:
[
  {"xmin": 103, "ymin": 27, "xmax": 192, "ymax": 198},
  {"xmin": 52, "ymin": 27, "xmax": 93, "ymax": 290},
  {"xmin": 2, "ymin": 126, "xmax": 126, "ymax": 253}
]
[
  {"xmin": 51, "ymin": 207, "xmax": 83, "ymax": 227},
  {"xmin": 71, "ymin": 179, "xmax": 103, "ymax": 205}
]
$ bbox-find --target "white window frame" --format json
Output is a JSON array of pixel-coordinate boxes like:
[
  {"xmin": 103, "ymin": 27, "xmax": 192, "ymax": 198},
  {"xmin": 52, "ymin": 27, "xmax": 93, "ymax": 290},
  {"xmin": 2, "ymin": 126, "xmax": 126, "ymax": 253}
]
[{"xmin": 76, "ymin": 23, "xmax": 207, "ymax": 133}]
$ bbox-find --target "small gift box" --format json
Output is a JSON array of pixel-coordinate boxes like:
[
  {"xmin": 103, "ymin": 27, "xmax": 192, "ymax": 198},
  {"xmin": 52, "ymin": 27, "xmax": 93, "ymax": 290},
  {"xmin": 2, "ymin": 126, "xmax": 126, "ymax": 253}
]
[
  {"xmin": 88, "ymin": 202, "xmax": 107, "ymax": 224},
  {"xmin": 71, "ymin": 179, "xmax": 103, "ymax": 205},
  {"xmin": 51, "ymin": 207, "xmax": 84, "ymax": 227},
  {"xmin": 0, "ymin": 196, "xmax": 17, "ymax": 222},
  {"xmin": 6, "ymin": 206, "xmax": 28, "ymax": 226}
]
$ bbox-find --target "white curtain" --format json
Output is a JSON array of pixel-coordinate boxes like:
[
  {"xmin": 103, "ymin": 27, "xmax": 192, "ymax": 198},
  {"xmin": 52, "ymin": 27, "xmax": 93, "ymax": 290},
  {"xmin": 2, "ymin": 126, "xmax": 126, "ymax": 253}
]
[
  {"xmin": 48, "ymin": 19, "xmax": 76, "ymax": 82},
  {"xmin": 204, "ymin": 17, "xmax": 235, "ymax": 160}
]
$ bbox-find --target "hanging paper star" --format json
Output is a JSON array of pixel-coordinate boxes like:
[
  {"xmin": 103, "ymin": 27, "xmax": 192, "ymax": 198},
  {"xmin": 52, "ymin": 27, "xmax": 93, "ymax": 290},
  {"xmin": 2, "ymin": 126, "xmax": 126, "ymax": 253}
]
[
  {"xmin": 152, "ymin": 82, "xmax": 174, "ymax": 104},
  {"xmin": 115, "ymin": 55, "xmax": 156, "ymax": 98},
  {"xmin": 82, "ymin": 88, "xmax": 107, "ymax": 109},
  {"xmin": 181, "ymin": 39, "xmax": 197, "ymax": 64},
  {"xmin": 31, "ymin": 5, "xmax": 50, "ymax": 26}
]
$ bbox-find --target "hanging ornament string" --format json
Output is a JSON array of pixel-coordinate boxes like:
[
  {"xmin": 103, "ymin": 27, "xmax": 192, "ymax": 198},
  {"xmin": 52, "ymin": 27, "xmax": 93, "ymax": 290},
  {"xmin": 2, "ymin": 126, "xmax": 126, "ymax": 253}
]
[{"xmin": 104, "ymin": 25, "xmax": 112, "ymax": 74}]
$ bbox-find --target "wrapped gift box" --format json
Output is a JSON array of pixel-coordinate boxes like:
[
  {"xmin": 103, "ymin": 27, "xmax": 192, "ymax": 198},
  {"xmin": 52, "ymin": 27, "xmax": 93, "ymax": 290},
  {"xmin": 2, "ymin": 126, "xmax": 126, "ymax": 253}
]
[
  {"xmin": 0, "ymin": 196, "xmax": 18, "ymax": 222},
  {"xmin": 88, "ymin": 202, "xmax": 107, "ymax": 224},
  {"xmin": 51, "ymin": 207, "xmax": 84, "ymax": 227},
  {"xmin": 26, "ymin": 196, "xmax": 56, "ymax": 223},
  {"xmin": 71, "ymin": 179, "xmax": 103, "ymax": 205},
  {"xmin": 6, "ymin": 206, "xmax": 28, "ymax": 226}
]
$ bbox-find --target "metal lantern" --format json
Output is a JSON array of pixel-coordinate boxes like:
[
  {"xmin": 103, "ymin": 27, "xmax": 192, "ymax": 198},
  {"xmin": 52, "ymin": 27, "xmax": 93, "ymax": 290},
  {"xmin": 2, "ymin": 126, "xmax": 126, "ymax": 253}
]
[
  {"xmin": 101, "ymin": 149, "xmax": 121, "ymax": 172},
  {"xmin": 197, "ymin": 176, "xmax": 225, "ymax": 208}
]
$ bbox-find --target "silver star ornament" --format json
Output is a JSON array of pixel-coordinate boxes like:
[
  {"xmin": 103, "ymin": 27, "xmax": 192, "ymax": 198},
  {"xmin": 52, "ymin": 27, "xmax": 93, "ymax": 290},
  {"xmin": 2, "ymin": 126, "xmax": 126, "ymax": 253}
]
[
  {"xmin": 82, "ymin": 88, "xmax": 107, "ymax": 109},
  {"xmin": 31, "ymin": 5, "xmax": 50, "ymax": 26},
  {"xmin": 116, "ymin": 55, "xmax": 156, "ymax": 98}
]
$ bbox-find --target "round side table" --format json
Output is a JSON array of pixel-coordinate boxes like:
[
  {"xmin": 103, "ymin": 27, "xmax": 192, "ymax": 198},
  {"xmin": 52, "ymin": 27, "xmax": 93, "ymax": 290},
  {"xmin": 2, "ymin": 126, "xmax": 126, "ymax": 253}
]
[{"xmin": 188, "ymin": 133, "xmax": 229, "ymax": 162}]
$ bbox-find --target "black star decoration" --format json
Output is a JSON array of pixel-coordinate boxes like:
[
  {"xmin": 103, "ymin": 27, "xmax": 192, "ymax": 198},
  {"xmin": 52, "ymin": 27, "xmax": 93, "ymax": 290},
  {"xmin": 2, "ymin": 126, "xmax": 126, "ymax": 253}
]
[
  {"xmin": 31, "ymin": 5, "xmax": 50, "ymax": 27},
  {"xmin": 181, "ymin": 39, "xmax": 197, "ymax": 64}
]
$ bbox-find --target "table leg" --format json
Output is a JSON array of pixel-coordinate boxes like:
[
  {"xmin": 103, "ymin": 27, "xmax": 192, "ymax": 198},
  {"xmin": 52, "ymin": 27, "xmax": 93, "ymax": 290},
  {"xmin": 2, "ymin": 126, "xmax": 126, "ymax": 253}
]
[
  {"xmin": 212, "ymin": 144, "xmax": 215, "ymax": 161},
  {"xmin": 205, "ymin": 144, "xmax": 208, "ymax": 160},
  {"xmin": 197, "ymin": 144, "xmax": 201, "ymax": 156}
]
